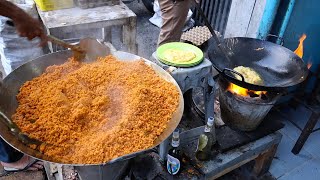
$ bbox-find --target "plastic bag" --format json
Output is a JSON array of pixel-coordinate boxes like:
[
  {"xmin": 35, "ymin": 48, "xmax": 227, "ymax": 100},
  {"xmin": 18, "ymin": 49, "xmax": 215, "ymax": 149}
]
[
  {"xmin": 149, "ymin": 0, "xmax": 193, "ymax": 28},
  {"xmin": 0, "ymin": 1, "xmax": 43, "ymax": 76}
]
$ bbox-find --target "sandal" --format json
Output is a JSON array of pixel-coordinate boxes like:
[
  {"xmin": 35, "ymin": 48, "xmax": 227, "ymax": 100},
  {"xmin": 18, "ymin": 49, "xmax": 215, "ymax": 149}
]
[{"xmin": 0, "ymin": 158, "xmax": 41, "ymax": 177}]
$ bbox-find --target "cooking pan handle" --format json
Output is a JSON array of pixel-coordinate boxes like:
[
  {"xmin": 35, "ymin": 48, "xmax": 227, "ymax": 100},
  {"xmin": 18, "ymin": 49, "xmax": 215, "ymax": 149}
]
[
  {"xmin": 222, "ymin": 68, "xmax": 245, "ymax": 82},
  {"xmin": 267, "ymin": 34, "xmax": 284, "ymax": 46}
]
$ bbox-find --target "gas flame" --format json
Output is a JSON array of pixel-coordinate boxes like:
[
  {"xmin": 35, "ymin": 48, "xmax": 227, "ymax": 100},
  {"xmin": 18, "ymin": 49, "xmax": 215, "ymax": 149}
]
[
  {"xmin": 294, "ymin": 34, "xmax": 306, "ymax": 58},
  {"xmin": 228, "ymin": 83, "xmax": 266, "ymax": 97}
]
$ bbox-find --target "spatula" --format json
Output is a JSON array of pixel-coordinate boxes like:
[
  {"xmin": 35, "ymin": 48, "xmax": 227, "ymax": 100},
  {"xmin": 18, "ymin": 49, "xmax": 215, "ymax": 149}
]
[
  {"xmin": 5, "ymin": 20, "xmax": 111, "ymax": 61},
  {"xmin": 47, "ymin": 35, "xmax": 111, "ymax": 62}
]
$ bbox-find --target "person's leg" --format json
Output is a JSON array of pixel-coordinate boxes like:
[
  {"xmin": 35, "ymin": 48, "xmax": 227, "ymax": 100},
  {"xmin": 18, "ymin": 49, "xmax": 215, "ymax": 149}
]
[
  {"xmin": 158, "ymin": 0, "xmax": 191, "ymax": 46},
  {"xmin": 0, "ymin": 138, "xmax": 23, "ymax": 163},
  {"xmin": 0, "ymin": 138, "xmax": 42, "ymax": 171}
]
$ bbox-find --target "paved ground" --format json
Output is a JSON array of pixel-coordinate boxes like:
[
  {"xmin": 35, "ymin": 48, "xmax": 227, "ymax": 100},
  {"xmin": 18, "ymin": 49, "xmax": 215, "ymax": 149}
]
[
  {"xmin": 0, "ymin": 165, "xmax": 44, "ymax": 180},
  {"xmin": 269, "ymin": 106, "xmax": 320, "ymax": 180}
]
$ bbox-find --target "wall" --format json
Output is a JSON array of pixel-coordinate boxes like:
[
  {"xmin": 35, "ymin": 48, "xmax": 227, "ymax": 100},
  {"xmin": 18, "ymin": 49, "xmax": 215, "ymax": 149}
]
[
  {"xmin": 224, "ymin": 0, "xmax": 276, "ymax": 38},
  {"xmin": 281, "ymin": 0, "xmax": 320, "ymax": 72}
]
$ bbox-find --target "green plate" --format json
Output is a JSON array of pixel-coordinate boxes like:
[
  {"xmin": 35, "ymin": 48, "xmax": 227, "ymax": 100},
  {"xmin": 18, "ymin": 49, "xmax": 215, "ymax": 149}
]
[{"xmin": 156, "ymin": 42, "xmax": 204, "ymax": 67}]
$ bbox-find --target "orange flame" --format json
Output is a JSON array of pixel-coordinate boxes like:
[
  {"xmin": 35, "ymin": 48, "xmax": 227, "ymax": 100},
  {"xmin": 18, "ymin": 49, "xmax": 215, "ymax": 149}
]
[
  {"xmin": 228, "ymin": 83, "xmax": 266, "ymax": 97},
  {"xmin": 294, "ymin": 34, "xmax": 307, "ymax": 58},
  {"xmin": 228, "ymin": 83, "xmax": 249, "ymax": 96}
]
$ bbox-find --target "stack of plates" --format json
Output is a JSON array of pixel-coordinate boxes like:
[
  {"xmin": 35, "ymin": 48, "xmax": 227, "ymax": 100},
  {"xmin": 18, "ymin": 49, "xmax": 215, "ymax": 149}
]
[{"xmin": 156, "ymin": 42, "xmax": 204, "ymax": 67}]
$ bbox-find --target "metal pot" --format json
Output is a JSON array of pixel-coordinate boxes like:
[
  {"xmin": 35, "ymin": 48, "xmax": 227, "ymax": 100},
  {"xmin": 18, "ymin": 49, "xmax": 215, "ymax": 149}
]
[
  {"xmin": 218, "ymin": 79, "xmax": 281, "ymax": 131},
  {"xmin": 0, "ymin": 50, "xmax": 184, "ymax": 165}
]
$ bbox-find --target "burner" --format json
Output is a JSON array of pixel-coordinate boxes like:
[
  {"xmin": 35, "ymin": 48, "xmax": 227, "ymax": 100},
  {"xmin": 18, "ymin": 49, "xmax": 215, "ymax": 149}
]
[{"xmin": 218, "ymin": 78, "xmax": 281, "ymax": 131}]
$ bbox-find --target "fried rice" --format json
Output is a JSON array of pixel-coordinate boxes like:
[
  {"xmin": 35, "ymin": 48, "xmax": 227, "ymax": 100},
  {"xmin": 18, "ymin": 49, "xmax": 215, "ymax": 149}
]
[{"xmin": 12, "ymin": 55, "xmax": 180, "ymax": 164}]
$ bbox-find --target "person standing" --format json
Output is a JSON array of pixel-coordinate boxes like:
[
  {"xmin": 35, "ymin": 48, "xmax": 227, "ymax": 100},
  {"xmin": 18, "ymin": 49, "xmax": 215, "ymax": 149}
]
[
  {"xmin": 157, "ymin": 0, "xmax": 192, "ymax": 46},
  {"xmin": 158, "ymin": 0, "xmax": 199, "ymax": 46}
]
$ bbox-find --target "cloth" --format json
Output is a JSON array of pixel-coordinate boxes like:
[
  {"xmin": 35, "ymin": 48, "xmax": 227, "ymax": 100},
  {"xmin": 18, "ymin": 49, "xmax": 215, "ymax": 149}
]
[
  {"xmin": 0, "ymin": 138, "xmax": 23, "ymax": 163},
  {"xmin": 157, "ymin": 0, "xmax": 192, "ymax": 46}
]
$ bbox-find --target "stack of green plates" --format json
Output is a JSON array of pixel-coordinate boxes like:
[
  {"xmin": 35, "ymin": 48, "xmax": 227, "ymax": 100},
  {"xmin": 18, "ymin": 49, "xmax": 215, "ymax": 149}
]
[{"xmin": 156, "ymin": 42, "xmax": 204, "ymax": 67}]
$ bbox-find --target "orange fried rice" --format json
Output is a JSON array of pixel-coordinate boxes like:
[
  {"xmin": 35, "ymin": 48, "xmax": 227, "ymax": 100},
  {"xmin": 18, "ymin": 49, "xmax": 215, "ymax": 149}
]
[{"xmin": 12, "ymin": 56, "xmax": 180, "ymax": 164}]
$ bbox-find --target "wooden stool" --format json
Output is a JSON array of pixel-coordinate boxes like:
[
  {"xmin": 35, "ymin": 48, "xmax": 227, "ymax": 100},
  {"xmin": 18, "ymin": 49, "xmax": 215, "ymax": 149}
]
[{"xmin": 37, "ymin": 2, "xmax": 138, "ymax": 54}]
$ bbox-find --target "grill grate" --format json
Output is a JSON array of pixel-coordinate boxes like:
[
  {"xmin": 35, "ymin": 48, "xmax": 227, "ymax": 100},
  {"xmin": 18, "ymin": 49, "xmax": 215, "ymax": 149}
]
[{"xmin": 193, "ymin": 0, "xmax": 232, "ymax": 36}]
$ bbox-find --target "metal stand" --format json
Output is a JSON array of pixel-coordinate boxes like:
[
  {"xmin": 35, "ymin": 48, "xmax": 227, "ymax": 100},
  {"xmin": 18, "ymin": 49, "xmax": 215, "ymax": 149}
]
[{"xmin": 150, "ymin": 52, "xmax": 214, "ymax": 161}]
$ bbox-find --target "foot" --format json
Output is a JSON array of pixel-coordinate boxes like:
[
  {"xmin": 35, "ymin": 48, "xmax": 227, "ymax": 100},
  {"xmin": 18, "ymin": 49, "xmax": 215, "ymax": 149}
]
[{"xmin": 1, "ymin": 155, "xmax": 43, "ymax": 171}]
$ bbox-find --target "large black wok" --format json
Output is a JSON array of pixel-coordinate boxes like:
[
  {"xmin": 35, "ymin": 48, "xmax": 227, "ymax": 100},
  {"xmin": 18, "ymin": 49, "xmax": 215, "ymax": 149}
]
[
  {"xmin": 193, "ymin": 2, "xmax": 308, "ymax": 92},
  {"xmin": 208, "ymin": 37, "xmax": 309, "ymax": 92}
]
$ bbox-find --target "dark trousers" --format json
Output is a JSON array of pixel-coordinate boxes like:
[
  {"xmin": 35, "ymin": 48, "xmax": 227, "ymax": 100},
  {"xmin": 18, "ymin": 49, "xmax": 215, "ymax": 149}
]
[{"xmin": 0, "ymin": 138, "xmax": 23, "ymax": 163}]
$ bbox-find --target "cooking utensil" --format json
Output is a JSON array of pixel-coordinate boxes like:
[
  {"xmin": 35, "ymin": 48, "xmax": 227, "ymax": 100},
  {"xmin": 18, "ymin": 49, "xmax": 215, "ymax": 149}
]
[
  {"xmin": 208, "ymin": 37, "xmax": 309, "ymax": 91},
  {"xmin": 194, "ymin": 1, "xmax": 308, "ymax": 91},
  {"xmin": 47, "ymin": 35, "xmax": 85, "ymax": 60},
  {"xmin": 5, "ymin": 20, "xmax": 110, "ymax": 62},
  {"xmin": 156, "ymin": 42, "xmax": 204, "ymax": 67},
  {"xmin": 47, "ymin": 35, "xmax": 111, "ymax": 62},
  {"xmin": 0, "ymin": 50, "xmax": 184, "ymax": 165}
]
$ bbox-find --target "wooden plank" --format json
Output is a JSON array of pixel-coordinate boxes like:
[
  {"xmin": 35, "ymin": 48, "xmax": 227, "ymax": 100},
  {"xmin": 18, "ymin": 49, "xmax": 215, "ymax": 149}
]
[
  {"xmin": 37, "ymin": 2, "xmax": 135, "ymax": 29},
  {"xmin": 122, "ymin": 16, "xmax": 138, "ymax": 54},
  {"xmin": 253, "ymin": 143, "xmax": 279, "ymax": 176},
  {"xmin": 38, "ymin": 2, "xmax": 137, "ymax": 53},
  {"xmin": 224, "ymin": 0, "xmax": 256, "ymax": 38},
  {"xmin": 182, "ymin": 132, "xmax": 282, "ymax": 179},
  {"xmin": 210, "ymin": 153, "xmax": 260, "ymax": 179},
  {"xmin": 49, "ymin": 19, "xmax": 127, "ymax": 33}
]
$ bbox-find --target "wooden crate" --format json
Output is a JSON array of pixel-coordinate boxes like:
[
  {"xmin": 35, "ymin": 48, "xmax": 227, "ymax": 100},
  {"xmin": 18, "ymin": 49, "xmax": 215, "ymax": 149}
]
[{"xmin": 74, "ymin": 0, "xmax": 120, "ymax": 9}]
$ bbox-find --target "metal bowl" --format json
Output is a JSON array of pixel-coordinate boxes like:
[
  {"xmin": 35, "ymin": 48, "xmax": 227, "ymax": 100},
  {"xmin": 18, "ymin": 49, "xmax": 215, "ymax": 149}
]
[{"xmin": 0, "ymin": 50, "xmax": 184, "ymax": 165}]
